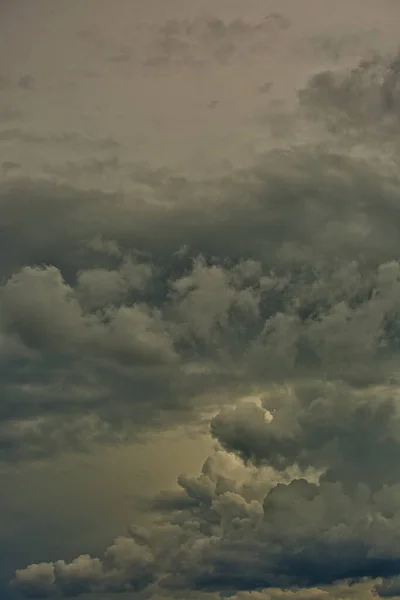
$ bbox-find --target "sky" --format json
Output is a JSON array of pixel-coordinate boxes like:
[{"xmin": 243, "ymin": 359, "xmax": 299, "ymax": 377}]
[{"xmin": 3, "ymin": 0, "xmax": 400, "ymax": 598}]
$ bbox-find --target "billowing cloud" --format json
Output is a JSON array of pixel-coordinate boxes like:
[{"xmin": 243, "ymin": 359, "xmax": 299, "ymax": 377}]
[
  {"xmin": 12, "ymin": 537, "xmax": 154, "ymax": 597},
  {"xmin": 6, "ymin": 7, "xmax": 400, "ymax": 599},
  {"xmin": 3, "ymin": 49, "xmax": 400, "ymax": 462},
  {"xmin": 12, "ymin": 409, "xmax": 400, "ymax": 597}
]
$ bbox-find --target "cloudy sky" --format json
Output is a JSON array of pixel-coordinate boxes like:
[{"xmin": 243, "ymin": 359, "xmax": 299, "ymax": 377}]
[{"xmin": 3, "ymin": 1, "xmax": 400, "ymax": 599}]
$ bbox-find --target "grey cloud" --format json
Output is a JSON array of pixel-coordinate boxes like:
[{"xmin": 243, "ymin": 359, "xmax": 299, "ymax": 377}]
[
  {"xmin": 144, "ymin": 13, "xmax": 291, "ymax": 69},
  {"xmin": 13, "ymin": 257, "xmax": 400, "ymax": 589},
  {"xmin": 1, "ymin": 263, "xmax": 177, "ymax": 365},
  {"xmin": 377, "ymin": 576, "xmax": 400, "ymax": 597},
  {"xmin": 14, "ymin": 422, "xmax": 400, "ymax": 597},
  {"xmin": 211, "ymin": 383, "xmax": 400, "ymax": 489},
  {"xmin": 1, "ymin": 161, "xmax": 20, "ymax": 175},
  {"xmin": 2, "ymin": 51, "xmax": 400, "ymax": 462},
  {"xmin": 86, "ymin": 235, "xmax": 122, "ymax": 258},
  {"xmin": 1, "ymin": 266, "xmax": 84, "ymax": 353},
  {"xmin": 169, "ymin": 256, "xmax": 260, "ymax": 348},
  {"xmin": 3, "ymin": 91, "xmax": 400, "ymax": 460},
  {"xmin": 11, "ymin": 24, "xmax": 400, "ymax": 600},
  {"xmin": 10, "ymin": 447, "xmax": 289, "ymax": 596},
  {"xmin": 12, "ymin": 537, "xmax": 154, "ymax": 597},
  {"xmin": 1, "ymin": 144, "xmax": 398, "ymax": 280},
  {"xmin": 12, "ymin": 562, "xmax": 55, "ymax": 598},
  {"xmin": 298, "ymin": 50, "xmax": 400, "ymax": 136},
  {"xmin": 76, "ymin": 256, "xmax": 154, "ymax": 311}
]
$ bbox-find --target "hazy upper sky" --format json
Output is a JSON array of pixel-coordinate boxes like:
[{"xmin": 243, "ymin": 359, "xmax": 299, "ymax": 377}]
[{"xmin": 3, "ymin": 1, "xmax": 400, "ymax": 599}]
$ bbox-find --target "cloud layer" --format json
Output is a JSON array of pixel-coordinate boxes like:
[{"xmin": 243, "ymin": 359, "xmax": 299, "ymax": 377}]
[
  {"xmin": 8, "ymin": 40, "xmax": 400, "ymax": 598},
  {"xmin": 2, "ymin": 47, "xmax": 400, "ymax": 463}
]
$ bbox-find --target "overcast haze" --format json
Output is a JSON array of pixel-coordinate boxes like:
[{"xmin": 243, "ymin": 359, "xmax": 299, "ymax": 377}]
[{"xmin": 3, "ymin": 1, "xmax": 400, "ymax": 599}]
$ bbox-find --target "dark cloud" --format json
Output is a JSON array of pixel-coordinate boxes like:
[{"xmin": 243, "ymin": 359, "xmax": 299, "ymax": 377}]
[
  {"xmin": 298, "ymin": 49, "xmax": 400, "ymax": 137},
  {"xmin": 3, "ymin": 51, "xmax": 400, "ymax": 463},
  {"xmin": 212, "ymin": 382, "xmax": 400, "ymax": 490},
  {"xmin": 12, "ymin": 414, "xmax": 400, "ymax": 597},
  {"xmin": 12, "ymin": 537, "xmax": 155, "ymax": 597},
  {"xmin": 9, "ymin": 46, "xmax": 400, "ymax": 598}
]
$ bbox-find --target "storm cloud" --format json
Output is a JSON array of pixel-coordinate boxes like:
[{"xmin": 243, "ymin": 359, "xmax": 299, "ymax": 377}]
[
  {"xmin": 3, "ymin": 80, "xmax": 400, "ymax": 462},
  {"xmin": 8, "ymin": 41, "xmax": 400, "ymax": 598},
  {"xmin": 2, "ymin": 48, "xmax": 400, "ymax": 459},
  {"xmin": 4, "ymin": 1, "xmax": 400, "ymax": 598}
]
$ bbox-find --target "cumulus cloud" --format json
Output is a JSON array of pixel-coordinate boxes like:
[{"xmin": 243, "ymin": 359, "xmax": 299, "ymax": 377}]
[
  {"xmin": 212, "ymin": 382, "xmax": 400, "ymax": 489},
  {"xmin": 4, "ymin": 250, "xmax": 400, "ymax": 460},
  {"xmin": 7, "ymin": 24, "xmax": 400, "ymax": 600},
  {"xmin": 12, "ymin": 537, "xmax": 154, "ymax": 597},
  {"xmin": 13, "ymin": 411, "xmax": 400, "ymax": 597},
  {"xmin": 1, "ymin": 264, "xmax": 174, "ymax": 365},
  {"xmin": 3, "ymin": 47, "xmax": 400, "ymax": 461}
]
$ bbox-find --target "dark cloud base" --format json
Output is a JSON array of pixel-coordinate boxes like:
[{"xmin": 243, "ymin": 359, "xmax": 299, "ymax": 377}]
[{"xmin": 7, "ymin": 49, "xmax": 400, "ymax": 598}]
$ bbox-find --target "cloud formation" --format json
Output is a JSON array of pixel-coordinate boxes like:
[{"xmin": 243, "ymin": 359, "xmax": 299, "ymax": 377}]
[
  {"xmin": 2, "ymin": 49, "xmax": 400, "ymax": 463},
  {"xmin": 7, "ymin": 26, "xmax": 400, "ymax": 600},
  {"xmin": 11, "ymin": 412, "xmax": 400, "ymax": 597}
]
